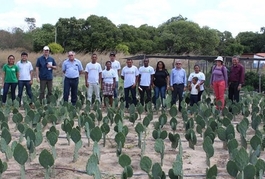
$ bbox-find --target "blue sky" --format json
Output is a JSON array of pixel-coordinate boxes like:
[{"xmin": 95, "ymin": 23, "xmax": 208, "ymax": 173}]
[{"xmin": 1, "ymin": 0, "xmax": 265, "ymax": 37}]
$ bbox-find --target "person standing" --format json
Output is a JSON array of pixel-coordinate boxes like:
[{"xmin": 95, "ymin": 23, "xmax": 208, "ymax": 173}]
[
  {"xmin": 85, "ymin": 53, "xmax": 102, "ymax": 104},
  {"xmin": 109, "ymin": 52, "xmax": 121, "ymax": 98},
  {"xmin": 152, "ymin": 61, "xmax": 170, "ymax": 109},
  {"xmin": 228, "ymin": 55, "xmax": 245, "ymax": 103},
  {"xmin": 187, "ymin": 65, "xmax": 205, "ymax": 102},
  {"xmin": 62, "ymin": 51, "xmax": 83, "ymax": 105},
  {"xmin": 101, "ymin": 61, "xmax": 116, "ymax": 107},
  {"xmin": 121, "ymin": 59, "xmax": 139, "ymax": 109},
  {"xmin": 2, "ymin": 55, "xmax": 19, "ymax": 104},
  {"xmin": 210, "ymin": 56, "xmax": 228, "ymax": 110},
  {"xmin": 138, "ymin": 58, "xmax": 154, "ymax": 107},
  {"xmin": 36, "ymin": 46, "xmax": 57, "ymax": 103},
  {"xmin": 188, "ymin": 77, "xmax": 200, "ymax": 106},
  {"xmin": 16, "ymin": 52, "xmax": 34, "ymax": 108},
  {"xmin": 170, "ymin": 60, "xmax": 187, "ymax": 112}
]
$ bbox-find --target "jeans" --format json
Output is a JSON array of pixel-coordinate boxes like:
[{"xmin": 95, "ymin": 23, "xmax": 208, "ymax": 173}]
[
  {"xmin": 171, "ymin": 84, "xmax": 184, "ymax": 111},
  {"xmin": 18, "ymin": 80, "xmax": 33, "ymax": 105},
  {"xmin": 190, "ymin": 94, "xmax": 198, "ymax": 106},
  {"xmin": 114, "ymin": 81, "xmax": 119, "ymax": 98},
  {"xmin": 124, "ymin": 85, "xmax": 137, "ymax": 108},
  {"xmin": 198, "ymin": 90, "xmax": 204, "ymax": 102},
  {"xmin": 87, "ymin": 83, "xmax": 101, "ymax": 104},
  {"xmin": 213, "ymin": 80, "xmax": 225, "ymax": 110},
  {"xmin": 2, "ymin": 83, "xmax": 17, "ymax": 103},
  {"xmin": 39, "ymin": 80, "xmax": 53, "ymax": 102},
  {"xmin": 153, "ymin": 85, "xmax": 166, "ymax": 107},
  {"xmin": 64, "ymin": 77, "xmax": 79, "ymax": 105},
  {"xmin": 139, "ymin": 85, "xmax": 151, "ymax": 106},
  {"xmin": 228, "ymin": 82, "xmax": 240, "ymax": 103}
]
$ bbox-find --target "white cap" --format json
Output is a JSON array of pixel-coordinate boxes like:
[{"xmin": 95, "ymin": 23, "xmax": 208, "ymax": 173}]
[
  {"xmin": 215, "ymin": 56, "xmax": 223, "ymax": 62},
  {"xmin": 43, "ymin": 46, "xmax": 50, "ymax": 50}
]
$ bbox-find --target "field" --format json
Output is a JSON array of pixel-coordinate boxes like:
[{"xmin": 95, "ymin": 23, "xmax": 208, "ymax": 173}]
[{"xmin": 0, "ymin": 81, "xmax": 264, "ymax": 179}]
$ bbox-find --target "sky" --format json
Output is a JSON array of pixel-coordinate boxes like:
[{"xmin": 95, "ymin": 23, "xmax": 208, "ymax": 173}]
[{"xmin": 0, "ymin": 0, "xmax": 265, "ymax": 37}]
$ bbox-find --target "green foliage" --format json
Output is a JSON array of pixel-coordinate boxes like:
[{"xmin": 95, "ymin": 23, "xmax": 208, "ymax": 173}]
[
  {"xmin": 47, "ymin": 42, "xmax": 64, "ymax": 53},
  {"xmin": 86, "ymin": 154, "xmax": 101, "ymax": 179},
  {"xmin": 39, "ymin": 149, "xmax": 54, "ymax": 169},
  {"xmin": 0, "ymin": 158, "xmax": 7, "ymax": 175},
  {"xmin": 155, "ymin": 139, "xmax": 165, "ymax": 166},
  {"xmin": 115, "ymin": 43, "xmax": 129, "ymax": 55},
  {"xmin": 13, "ymin": 143, "xmax": 28, "ymax": 165}
]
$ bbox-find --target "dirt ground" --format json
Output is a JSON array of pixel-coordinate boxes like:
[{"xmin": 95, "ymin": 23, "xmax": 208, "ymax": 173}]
[{"xmin": 1, "ymin": 107, "xmax": 256, "ymax": 179}]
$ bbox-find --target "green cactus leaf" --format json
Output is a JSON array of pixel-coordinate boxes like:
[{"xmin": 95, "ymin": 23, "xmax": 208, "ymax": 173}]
[
  {"xmin": 172, "ymin": 154, "xmax": 183, "ymax": 176},
  {"xmin": 155, "ymin": 139, "xmax": 165, "ymax": 155},
  {"xmin": 115, "ymin": 132, "xmax": 125, "ymax": 147},
  {"xmin": 34, "ymin": 130, "xmax": 43, "ymax": 147},
  {"xmin": 0, "ymin": 159, "xmax": 8, "ymax": 173},
  {"xmin": 226, "ymin": 124, "xmax": 235, "ymax": 140},
  {"xmin": 152, "ymin": 163, "xmax": 163, "ymax": 178},
  {"xmin": 13, "ymin": 143, "xmax": 28, "ymax": 165},
  {"xmin": 206, "ymin": 164, "xmax": 217, "ymax": 178},
  {"xmin": 204, "ymin": 127, "xmax": 215, "ymax": 143},
  {"xmin": 25, "ymin": 128, "xmax": 36, "ymax": 142},
  {"xmin": 160, "ymin": 130, "xmax": 168, "ymax": 140},
  {"xmin": 251, "ymin": 116, "xmax": 261, "ymax": 130},
  {"xmin": 243, "ymin": 164, "xmax": 256, "ymax": 179},
  {"xmin": 124, "ymin": 165, "xmax": 133, "ymax": 177},
  {"xmin": 255, "ymin": 159, "xmax": 265, "ymax": 175},
  {"xmin": 250, "ymin": 135, "xmax": 261, "ymax": 150},
  {"xmin": 71, "ymin": 127, "xmax": 81, "ymax": 143},
  {"xmin": 17, "ymin": 123, "xmax": 25, "ymax": 134},
  {"xmin": 235, "ymin": 148, "xmax": 248, "ymax": 171},
  {"xmin": 90, "ymin": 126, "xmax": 102, "ymax": 142},
  {"xmin": 1, "ymin": 121, "xmax": 9, "ymax": 130},
  {"xmin": 100, "ymin": 123, "xmax": 110, "ymax": 134},
  {"xmin": 169, "ymin": 117, "xmax": 178, "ymax": 131},
  {"xmin": 137, "ymin": 103, "xmax": 144, "ymax": 114},
  {"xmin": 195, "ymin": 114, "xmax": 205, "ymax": 128},
  {"xmin": 226, "ymin": 160, "xmax": 238, "ymax": 177},
  {"xmin": 217, "ymin": 127, "xmax": 226, "ymax": 141},
  {"xmin": 39, "ymin": 149, "xmax": 54, "ymax": 169},
  {"xmin": 1, "ymin": 128, "xmax": 11, "ymax": 145},
  {"xmin": 158, "ymin": 114, "xmax": 167, "ymax": 127},
  {"xmin": 168, "ymin": 169, "xmax": 178, "ymax": 179},
  {"xmin": 143, "ymin": 116, "xmax": 150, "ymax": 127},
  {"xmin": 140, "ymin": 156, "xmax": 152, "ymax": 173},
  {"xmin": 236, "ymin": 119, "xmax": 248, "ymax": 137},
  {"xmin": 86, "ymin": 154, "xmax": 101, "ymax": 179},
  {"xmin": 203, "ymin": 136, "xmax": 214, "ymax": 158},
  {"xmin": 46, "ymin": 131, "xmax": 58, "ymax": 146},
  {"xmin": 96, "ymin": 108, "xmax": 102, "ymax": 122},
  {"xmin": 135, "ymin": 123, "xmax": 144, "ymax": 134},
  {"xmin": 114, "ymin": 113, "xmax": 122, "ymax": 124},
  {"xmin": 196, "ymin": 125, "xmax": 202, "ymax": 135},
  {"xmin": 12, "ymin": 113, "xmax": 23, "ymax": 123},
  {"xmin": 169, "ymin": 105, "xmax": 178, "ymax": 117},
  {"xmin": 168, "ymin": 133, "xmax": 180, "ymax": 149},
  {"xmin": 119, "ymin": 154, "xmax": 131, "ymax": 168}
]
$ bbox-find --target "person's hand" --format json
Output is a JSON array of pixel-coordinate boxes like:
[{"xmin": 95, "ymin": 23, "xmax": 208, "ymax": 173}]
[
  {"xmin": 171, "ymin": 86, "xmax": 174, "ymax": 91},
  {"xmin": 85, "ymin": 82, "xmax": 89, "ymax": 88},
  {"xmin": 238, "ymin": 84, "xmax": 242, "ymax": 91},
  {"xmin": 29, "ymin": 80, "xmax": 33, "ymax": 85},
  {"xmin": 46, "ymin": 63, "xmax": 52, "ymax": 69},
  {"xmin": 152, "ymin": 84, "xmax": 155, "ymax": 89},
  {"xmin": 132, "ymin": 83, "xmax": 136, "ymax": 88},
  {"xmin": 37, "ymin": 78, "xmax": 40, "ymax": 83},
  {"xmin": 184, "ymin": 87, "xmax": 186, "ymax": 91}
]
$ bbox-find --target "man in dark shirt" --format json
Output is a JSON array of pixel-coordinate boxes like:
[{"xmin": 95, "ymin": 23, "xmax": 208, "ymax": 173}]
[{"xmin": 228, "ymin": 55, "xmax": 245, "ymax": 103}]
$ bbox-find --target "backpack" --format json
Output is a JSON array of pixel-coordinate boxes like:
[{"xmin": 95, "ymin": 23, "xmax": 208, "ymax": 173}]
[{"xmin": 212, "ymin": 65, "xmax": 229, "ymax": 78}]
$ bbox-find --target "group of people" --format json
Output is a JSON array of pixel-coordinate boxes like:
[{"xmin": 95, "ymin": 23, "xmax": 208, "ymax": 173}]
[{"xmin": 1, "ymin": 45, "xmax": 245, "ymax": 113}]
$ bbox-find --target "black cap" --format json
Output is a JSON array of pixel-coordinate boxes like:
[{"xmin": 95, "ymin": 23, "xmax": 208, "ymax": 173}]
[
  {"xmin": 110, "ymin": 52, "xmax": 116, "ymax": 56},
  {"xmin": 21, "ymin": 52, "xmax": 28, "ymax": 56}
]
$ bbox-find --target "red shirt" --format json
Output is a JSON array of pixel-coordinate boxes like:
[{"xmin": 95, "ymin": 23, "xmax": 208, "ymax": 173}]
[{"xmin": 228, "ymin": 63, "xmax": 245, "ymax": 84}]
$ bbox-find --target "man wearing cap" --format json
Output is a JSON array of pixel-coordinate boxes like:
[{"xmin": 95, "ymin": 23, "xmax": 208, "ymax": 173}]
[
  {"xmin": 228, "ymin": 55, "xmax": 245, "ymax": 103},
  {"xmin": 36, "ymin": 46, "xmax": 57, "ymax": 103},
  {"xmin": 16, "ymin": 52, "xmax": 34, "ymax": 108},
  {"xmin": 85, "ymin": 53, "xmax": 102, "ymax": 104},
  {"xmin": 109, "ymin": 52, "xmax": 121, "ymax": 98},
  {"xmin": 62, "ymin": 51, "xmax": 83, "ymax": 105},
  {"xmin": 170, "ymin": 60, "xmax": 187, "ymax": 112},
  {"xmin": 210, "ymin": 56, "xmax": 228, "ymax": 110}
]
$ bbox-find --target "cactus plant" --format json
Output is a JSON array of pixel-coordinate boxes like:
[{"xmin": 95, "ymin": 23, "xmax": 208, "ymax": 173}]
[
  {"xmin": 0, "ymin": 159, "xmax": 7, "ymax": 179},
  {"xmin": 86, "ymin": 154, "xmax": 101, "ymax": 179},
  {"xmin": 13, "ymin": 143, "xmax": 28, "ymax": 179},
  {"xmin": 119, "ymin": 154, "xmax": 133, "ymax": 179},
  {"xmin": 206, "ymin": 164, "xmax": 217, "ymax": 179},
  {"xmin": 70, "ymin": 127, "xmax": 83, "ymax": 162},
  {"xmin": 140, "ymin": 156, "xmax": 166, "ymax": 179},
  {"xmin": 115, "ymin": 132, "xmax": 125, "ymax": 156},
  {"xmin": 61, "ymin": 119, "xmax": 73, "ymax": 145},
  {"xmin": 90, "ymin": 126, "xmax": 102, "ymax": 163},
  {"xmin": 135, "ymin": 122, "xmax": 144, "ymax": 148},
  {"xmin": 155, "ymin": 139, "xmax": 165, "ymax": 166},
  {"xmin": 136, "ymin": 103, "xmax": 144, "ymax": 120},
  {"xmin": 39, "ymin": 149, "xmax": 54, "ymax": 179},
  {"xmin": 168, "ymin": 133, "xmax": 180, "ymax": 149},
  {"xmin": 169, "ymin": 140, "xmax": 183, "ymax": 179},
  {"xmin": 203, "ymin": 136, "xmax": 214, "ymax": 167},
  {"xmin": 100, "ymin": 122, "xmax": 110, "ymax": 147}
]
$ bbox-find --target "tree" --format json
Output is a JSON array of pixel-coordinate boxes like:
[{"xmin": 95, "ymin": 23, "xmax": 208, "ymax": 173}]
[
  {"xmin": 32, "ymin": 24, "xmax": 54, "ymax": 52},
  {"xmin": 199, "ymin": 27, "xmax": 219, "ymax": 55},
  {"xmin": 25, "ymin": 18, "xmax": 36, "ymax": 32}
]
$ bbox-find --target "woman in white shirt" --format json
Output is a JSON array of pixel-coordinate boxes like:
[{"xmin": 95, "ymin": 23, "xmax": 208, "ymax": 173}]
[
  {"xmin": 188, "ymin": 65, "xmax": 205, "ymax": 102},
  {"xmin": 101, "ymin": 61, "xmax": 115, "ymax": 107}
]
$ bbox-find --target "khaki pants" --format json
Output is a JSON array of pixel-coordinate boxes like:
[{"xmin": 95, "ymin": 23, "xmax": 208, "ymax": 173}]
[
  {"xmin": 87, "ymin": 83, "xmax": 101, "ymax": 104},
  {"xmin": 39, "ymin": 80, "xmax": 53, "ymax": 102}
]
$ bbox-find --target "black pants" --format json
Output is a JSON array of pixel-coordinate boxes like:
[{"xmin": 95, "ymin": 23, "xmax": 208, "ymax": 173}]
[
  {"xmin": 171, "ymin": 83, "xmax": 184, "ymax": 111},
  {"xmin": 228, "ymin": 82, "xmax": 240, "ymax": 103},
  {"xmin": 63, "ymin": 77, "xmax": 79, "ymax": 105},
  {"xmin": 190, "ymin": 94, "xmax": 198, "ymax": 106},
  {"xmin": 139, "ymin": 85, "xmax": 151, "ymax": 106},
  {"xmin": 124, "ymin": 85, "xmax": 137, "ymax": 108},
  {"xmin": 198, "ymin": 90, "xmax": 204, "ymax": 102}
]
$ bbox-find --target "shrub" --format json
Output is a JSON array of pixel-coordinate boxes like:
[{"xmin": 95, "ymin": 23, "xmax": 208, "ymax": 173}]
[{"xmin": 47, "ymin": 43, "xmax": 64, "ymax": 54}]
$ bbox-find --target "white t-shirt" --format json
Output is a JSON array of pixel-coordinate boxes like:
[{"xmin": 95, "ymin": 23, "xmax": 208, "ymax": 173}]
[
  {"xmin": 121, "ymin": 65, "xmax": 139, "ymax": 88},
  {"xmin": 139, "ymin": 66, "xmax": 155, "ymax": 86},
  {"xmin": 191, "ymin": 83, "xmax": 199, "ymax": 95},
  {"xmin": 102, "ymin": 69, "xmax": 116, "ymax": 84},
  {"xmin": 111, "ymin": 60, "xmax": 121, "ymax": 82},
  {"xmin": 85, "ymin": 62, "xmax": 102, "ymax": 83},
  {"xmin": 188, "ymin": 72, "xmax": 205, "ymax": 91},
  {"xmin": 16, "ymin": 61, "xmax": 33, "ymax": 80}
]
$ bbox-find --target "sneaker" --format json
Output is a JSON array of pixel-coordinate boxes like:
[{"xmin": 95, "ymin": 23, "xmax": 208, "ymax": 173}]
[{"xmin": 29, "ymin": 104, "xmax": 35, "ymax": 109}]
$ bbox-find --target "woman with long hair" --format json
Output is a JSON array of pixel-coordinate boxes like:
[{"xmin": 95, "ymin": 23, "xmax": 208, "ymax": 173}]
[
  {"xmin": 2, "ymin": 55, "xmax": 19, "ymax": 104},
  {"xmin": 152, "ymin": 61, "xmax": 170, "ymax": 109}
]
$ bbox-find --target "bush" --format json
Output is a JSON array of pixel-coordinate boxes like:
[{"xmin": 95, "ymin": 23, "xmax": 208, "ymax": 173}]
[
  {"xmin": 244, "ymin": 71, "xmax": 265, "ymax": 91},
  {"xmin": 47, "ymin": 43, "xmax": 64, "ymax": 54}
]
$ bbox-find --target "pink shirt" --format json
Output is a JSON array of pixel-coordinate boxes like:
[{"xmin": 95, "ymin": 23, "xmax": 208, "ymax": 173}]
[{"xmin": 210, "ymin": 65, "xmax": 228, "ymax": 87}]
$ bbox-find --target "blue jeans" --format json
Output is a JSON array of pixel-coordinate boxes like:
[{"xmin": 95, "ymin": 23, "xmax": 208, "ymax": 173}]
[
  {"xmin": 18, "ymin": 80, "xmax": 33, "ymax": 105},
  {"xmin": 190, "ymin": 94, "xmax": 198, "ymax": 106},
  {"xmin": 63, "ymin": 77, "xmax": 79, "ymax": 105},
  {"xmin": 114, "ymin": 81, "xmax": 119, "ymax": 98},
  {"xmin": 2, "ymin": 82, "xmax": 17, "ymax": 103},
  {"xmin": 153, "ymin": 85, "xmax": 166, "ymax": 107},
  {"xmin": 124, "ymin": 85, "xmax": 137, "ymax": 108}
]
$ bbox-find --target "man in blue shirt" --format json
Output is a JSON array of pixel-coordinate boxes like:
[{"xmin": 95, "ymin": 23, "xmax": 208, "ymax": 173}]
[
  {"xmin": 36, "ymin": 46, "xmax": 57, "ymax": 103},
  {"xmin": 62, "ymin": 51, "xmax": 83, "ymax": 105},
  {"xmin": 170, "ymin": 60, "xmax": 187, "ymax": 112}
]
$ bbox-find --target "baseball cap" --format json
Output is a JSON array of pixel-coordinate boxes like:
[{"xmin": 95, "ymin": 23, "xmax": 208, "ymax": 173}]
[
  {"xmin": 110, "ymin": 52, "xmax": 116, "ymax": 56},
  {"xmin": 43, "ymin": 46, "xmax": 50, "ymax": 50},
  {"xmin": 215, "ymin": 56, "xmax": 223, "ymax": 62}
]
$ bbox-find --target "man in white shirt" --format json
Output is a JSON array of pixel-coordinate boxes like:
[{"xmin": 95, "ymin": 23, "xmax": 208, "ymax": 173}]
[
  {"xmin": 121, "ymin": 59, "xmax": 139, "ymax": 109},
  {"xmin": 109, "ymin": 52, "xmax": 121, "ymax": 98},
  {"xmin": 85, "ymin": 53, "xmax": 102, "ymax": 104},
  {"xmin": 138, "ymin": 58, "xmax": 154, "ymax": 107},
  {"xmin": 16, "ymin": 52, "xmax": 34, "ymax": 108}
]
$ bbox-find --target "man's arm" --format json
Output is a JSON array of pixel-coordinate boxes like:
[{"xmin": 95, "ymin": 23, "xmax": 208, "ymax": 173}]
[
  {"xmin": 85, "ymin": 72, "xmax": 88, "ymax": 87},
  {"xmin": 99, "ymin": 72, "xmax": 102, "ymax": 85}
]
